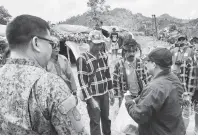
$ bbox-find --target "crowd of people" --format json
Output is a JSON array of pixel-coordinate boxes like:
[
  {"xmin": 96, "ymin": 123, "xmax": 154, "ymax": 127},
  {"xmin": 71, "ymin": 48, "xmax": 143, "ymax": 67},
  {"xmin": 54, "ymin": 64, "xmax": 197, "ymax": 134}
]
[
  {"xmin": 51, "ymin": 30, "xmax": 90, "ymax": 44},
  {"xmin": 0, "ymin": 14, "xmax": 198, "ymax": 135}
]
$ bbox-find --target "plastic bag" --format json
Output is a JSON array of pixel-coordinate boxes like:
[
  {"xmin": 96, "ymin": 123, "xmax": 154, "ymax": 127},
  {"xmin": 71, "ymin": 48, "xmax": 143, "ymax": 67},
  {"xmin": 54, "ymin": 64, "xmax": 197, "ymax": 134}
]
[{"xmin": 114, "ymin": 96, "xmax": 138, "ymax": 134}]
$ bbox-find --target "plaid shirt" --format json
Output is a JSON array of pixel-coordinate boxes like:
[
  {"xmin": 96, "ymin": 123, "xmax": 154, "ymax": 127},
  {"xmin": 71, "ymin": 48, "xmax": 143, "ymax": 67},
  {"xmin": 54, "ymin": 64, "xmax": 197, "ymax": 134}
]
[
  {"xmin": 171, "ymin": 47, "xmax": 196, "ymax": 94},
  {"xmin": 180, "ymin": 61, "xmax": 197, "ymax": 94},
  {"xmin": 113, "ymin": 58, "xmax": 148, "ymax": 97},
  {"xmin": 193, "ymin": 57, "xmax": 198, "ymax": 91},
  {"xmin": 77, "ymin": 51, "xmax": 112, "ymax": 100}
]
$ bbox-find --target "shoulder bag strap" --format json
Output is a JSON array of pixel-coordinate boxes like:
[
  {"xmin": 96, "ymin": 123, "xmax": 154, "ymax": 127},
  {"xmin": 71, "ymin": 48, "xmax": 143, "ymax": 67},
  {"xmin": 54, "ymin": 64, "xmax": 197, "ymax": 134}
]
[
  {"xmin": 135, "ymin": 58, "xmax": 143, "ymax": 94},
  {"xmin": 121, "ymin": 60, "xmax": 129, "ymax": 90}
]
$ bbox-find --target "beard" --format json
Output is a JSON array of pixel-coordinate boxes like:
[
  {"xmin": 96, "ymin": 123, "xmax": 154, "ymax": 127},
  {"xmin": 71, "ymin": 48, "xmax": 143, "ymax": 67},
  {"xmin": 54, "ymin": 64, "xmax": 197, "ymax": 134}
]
[{"xmin": 126, "ymin": 54, "xmax": 135, "ymax": 62}]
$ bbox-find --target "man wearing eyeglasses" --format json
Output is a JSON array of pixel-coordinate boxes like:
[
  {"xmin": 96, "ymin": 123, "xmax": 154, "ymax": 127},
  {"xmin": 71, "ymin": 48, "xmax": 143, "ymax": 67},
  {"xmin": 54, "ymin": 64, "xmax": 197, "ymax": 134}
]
[
  {"xmin": 46, "ymin": 36, "xmax": 77, "ymax": 96},
  {"xmin": 0, "ymin": 15, "xmax": 86, "ymax": 135}
]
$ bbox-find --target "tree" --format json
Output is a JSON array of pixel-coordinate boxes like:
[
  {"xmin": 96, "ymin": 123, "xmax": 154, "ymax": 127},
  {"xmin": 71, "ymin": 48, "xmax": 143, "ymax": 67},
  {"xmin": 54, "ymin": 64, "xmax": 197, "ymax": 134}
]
[
  {"xmin": 0, "ymin": 6, "xmax": 11, "ymax": 25},
  {"xmin": 87, "ymin": 0, "xmax": 110, "ymax": 26}
]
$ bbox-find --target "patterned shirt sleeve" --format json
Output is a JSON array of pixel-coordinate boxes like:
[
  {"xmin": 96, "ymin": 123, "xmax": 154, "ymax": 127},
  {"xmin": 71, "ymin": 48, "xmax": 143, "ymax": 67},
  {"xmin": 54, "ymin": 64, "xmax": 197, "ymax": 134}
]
[
  {"xmin": 104, "ymin": 54, "xmax": 113, "ymax": 91},
  {"xmin": 139, "ymin": 59, "xmax": 148, "ymax": 86},
  {"xmin": 113, "ymin": 62, "xmax": 121, "ymax": 97},
  {"xmin": 76, "ymin": 56, "xmax": 92, "ymax": 100},
  {"xmin": 36, "ymin": 73, "xmax": 87, "ymax": 135},
  {"xmin": 180, "ymin": 62, "xmax": 188, "ymax": 92},
  {"xmin": 187, "ymin": 63, "xmax": 197, "ymax": 95},
  {"xmin": 62, "ymin": 55, "xmax": 77, "ymax": 92}
]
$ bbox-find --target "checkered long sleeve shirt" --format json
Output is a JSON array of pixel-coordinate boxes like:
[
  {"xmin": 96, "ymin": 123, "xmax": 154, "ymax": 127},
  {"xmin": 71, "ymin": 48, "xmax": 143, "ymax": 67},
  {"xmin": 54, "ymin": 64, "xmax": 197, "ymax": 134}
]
[
  {"xmin": 180, "ymin": 61, "xmax": 197, "ymax": 94},
  {"xmin": 77, "ymin": 51, "xmax": 112, "ymax": 100},
  {"xmin": 113, "ymin": 58, "xmax": 148, "ymax": 97},
  {"xmin": 171, "ymin": 47, "xmax": 197, "ymax": 95}
]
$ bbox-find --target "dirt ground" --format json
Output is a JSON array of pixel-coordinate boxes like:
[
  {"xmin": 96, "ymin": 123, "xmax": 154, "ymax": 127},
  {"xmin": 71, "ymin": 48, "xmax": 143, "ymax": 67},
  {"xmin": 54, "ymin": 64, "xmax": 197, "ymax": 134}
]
[{"xmin": 71, "ymin": 36, "xmax": 195, "ymax": 135}]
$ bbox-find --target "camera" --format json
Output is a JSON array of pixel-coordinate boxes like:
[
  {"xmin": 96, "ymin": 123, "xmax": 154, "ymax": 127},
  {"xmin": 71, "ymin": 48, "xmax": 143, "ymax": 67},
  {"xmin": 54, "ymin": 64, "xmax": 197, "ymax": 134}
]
[
  {"xmin": 175, "ymin": 60, "xmax": 183, "ymax": 65},
  {"xmin": 175, "ymin": 43, "xmax": 185, "ymax": 47}
]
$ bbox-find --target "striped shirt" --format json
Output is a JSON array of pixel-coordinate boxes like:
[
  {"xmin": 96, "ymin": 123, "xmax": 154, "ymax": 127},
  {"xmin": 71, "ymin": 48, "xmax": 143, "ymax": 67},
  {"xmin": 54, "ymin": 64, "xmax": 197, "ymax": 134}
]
[{"xmin": 77, "ymin": 51, "xmax": 112, "ymax": 100}]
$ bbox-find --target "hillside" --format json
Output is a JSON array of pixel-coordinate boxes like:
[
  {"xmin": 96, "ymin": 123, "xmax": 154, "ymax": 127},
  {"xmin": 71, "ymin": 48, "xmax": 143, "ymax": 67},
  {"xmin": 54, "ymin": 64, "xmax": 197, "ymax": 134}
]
[
  {"xmin": 62, "ymin": 8, "xmax": 198, "ymax": 37},
  {"xmin": 63, "ymin": 8, "xmax": 152, "ymax": 31}
]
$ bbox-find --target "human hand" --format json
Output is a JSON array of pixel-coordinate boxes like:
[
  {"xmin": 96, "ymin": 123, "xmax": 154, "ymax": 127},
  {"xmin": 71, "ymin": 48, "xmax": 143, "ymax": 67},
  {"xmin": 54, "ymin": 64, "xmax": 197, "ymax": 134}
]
[
  {"xmin": 125, "ymin": 98, "xmax": 136, "ymax": 110},
  {"xmin": 87, "ymin": 98, "xmax": 100, "ymax": 110},
  {"xmin": 109, "ymin": 89, "xmax": 114, "ymax": 99},
  {"xmin": 182, "ymin": 92, "xmax": 192, "ymax": 107}
]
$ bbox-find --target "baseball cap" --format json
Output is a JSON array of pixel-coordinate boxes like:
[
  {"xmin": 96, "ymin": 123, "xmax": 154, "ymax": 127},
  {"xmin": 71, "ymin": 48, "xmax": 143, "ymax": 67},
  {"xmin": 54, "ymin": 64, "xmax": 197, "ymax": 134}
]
[
  {"xmin": 144, "ymin": 48, "xmax": 172, "ymax": 68},
  {"xmin": 177, "ymin": 35, "xmax": 187, "ymax": 41},
  {"xmin": 88, "ymin": 30, "xmax": 105, "ymax": 44}
]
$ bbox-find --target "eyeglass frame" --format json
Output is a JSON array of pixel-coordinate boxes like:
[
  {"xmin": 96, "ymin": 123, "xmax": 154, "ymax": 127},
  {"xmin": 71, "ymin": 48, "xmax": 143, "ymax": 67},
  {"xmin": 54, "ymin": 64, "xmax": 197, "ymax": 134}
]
[{"xmin": 31, "ymin": 35, "xmax": 57, "ymax": 49}]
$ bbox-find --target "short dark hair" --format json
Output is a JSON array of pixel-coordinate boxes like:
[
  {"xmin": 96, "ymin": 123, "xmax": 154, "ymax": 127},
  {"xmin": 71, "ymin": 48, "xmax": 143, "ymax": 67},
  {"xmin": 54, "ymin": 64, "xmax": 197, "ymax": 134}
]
[
  {"xmin": 124, "ymin": 38, "xmax": 138, "ymax": 46},
  {"xmin": 6, "ymin": 14, "xmax": 50, "ymax": 49}
]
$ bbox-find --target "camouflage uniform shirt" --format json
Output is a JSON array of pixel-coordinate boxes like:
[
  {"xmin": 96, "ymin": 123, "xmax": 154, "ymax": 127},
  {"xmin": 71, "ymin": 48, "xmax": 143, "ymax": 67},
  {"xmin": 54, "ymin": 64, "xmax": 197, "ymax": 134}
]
[{"xmin": 0, "ymin": 58, "xmax": 86, "ymax": 135}]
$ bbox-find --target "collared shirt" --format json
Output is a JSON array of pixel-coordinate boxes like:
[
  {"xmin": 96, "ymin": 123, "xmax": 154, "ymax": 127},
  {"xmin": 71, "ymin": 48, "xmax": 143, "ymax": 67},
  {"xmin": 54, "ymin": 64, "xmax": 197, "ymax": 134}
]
[
  {"xmin": 113, "ymin": 58, "xmax": 147, "ymax": 97},
  {"xmin": 46, "ymin": 54, "xmax": 77, "ymax": 92},
  {"xmin": 126, "ymin": 69, "xmax": 185, "ymax": 135},
  {"xmin": 125, "ymin": 60, "xmax": 140, "ymax": 96},
  {"xmin": 0, "ymin": 58, "xmax": 86, "ymax": 135},
  {"xmin": 77, "ymin": 51, "xmax": 112, "ymax": 100},
  {"xmin": 171, "ymin": 47, "xmax": 196, "ymax": 94}
]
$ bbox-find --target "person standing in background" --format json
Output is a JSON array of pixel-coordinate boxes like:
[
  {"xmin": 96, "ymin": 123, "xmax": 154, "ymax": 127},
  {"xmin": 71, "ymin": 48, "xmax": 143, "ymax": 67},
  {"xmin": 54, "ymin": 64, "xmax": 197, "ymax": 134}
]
[
  {"xmin": 110, "ymin": 28, "xmax": 119, "ymax": 59},
  {"xmin": 170, "ymin": 35, "xmax": 196, "ymax": 128},
  {"xmin": 46, "ymin": 36, "xmax": 77, "ymax": 96}
]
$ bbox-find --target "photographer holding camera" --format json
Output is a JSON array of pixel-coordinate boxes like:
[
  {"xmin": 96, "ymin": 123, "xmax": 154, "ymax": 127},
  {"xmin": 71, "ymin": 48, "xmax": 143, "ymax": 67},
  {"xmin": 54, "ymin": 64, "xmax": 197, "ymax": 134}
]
[{"xmin": 171, "ymin": 35, "xmax": 194, "ymax": 80}]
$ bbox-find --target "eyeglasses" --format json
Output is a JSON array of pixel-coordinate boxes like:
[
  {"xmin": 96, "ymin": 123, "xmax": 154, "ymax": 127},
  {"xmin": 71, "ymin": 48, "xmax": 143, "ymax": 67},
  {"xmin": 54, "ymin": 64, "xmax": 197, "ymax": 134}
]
[{"xmin": 31, "ymin": 35, "xmax": 56, "ymax": 49}]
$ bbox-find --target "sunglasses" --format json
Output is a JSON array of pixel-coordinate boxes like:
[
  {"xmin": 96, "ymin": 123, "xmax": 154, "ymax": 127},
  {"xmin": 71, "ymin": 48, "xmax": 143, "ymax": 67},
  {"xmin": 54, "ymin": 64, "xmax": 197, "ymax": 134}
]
[{"xmin": 31, "ymin": 35, "xmax": 57, "ymax": 49}]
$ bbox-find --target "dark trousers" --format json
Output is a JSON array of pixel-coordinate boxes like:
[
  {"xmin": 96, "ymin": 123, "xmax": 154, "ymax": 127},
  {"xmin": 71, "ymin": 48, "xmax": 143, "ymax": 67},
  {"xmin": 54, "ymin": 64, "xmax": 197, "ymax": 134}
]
[{"xmin": 86, "ymin": 92, "xmax": 111, "ymax": 135}]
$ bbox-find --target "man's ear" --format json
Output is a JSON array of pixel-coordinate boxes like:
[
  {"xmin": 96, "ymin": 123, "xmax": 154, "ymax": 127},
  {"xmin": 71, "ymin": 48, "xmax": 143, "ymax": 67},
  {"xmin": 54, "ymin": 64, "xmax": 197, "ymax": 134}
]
[{"xmin": 32, "ymin": 37, "xmax": 41, "ymax": 52}]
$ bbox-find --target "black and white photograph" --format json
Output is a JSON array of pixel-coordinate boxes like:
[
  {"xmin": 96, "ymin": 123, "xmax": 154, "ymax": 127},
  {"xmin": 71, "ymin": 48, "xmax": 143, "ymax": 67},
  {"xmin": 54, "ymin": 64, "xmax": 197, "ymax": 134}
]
[{"xmin": 0, "ymin": 0, "xmax": 198, "ymax": 135}]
